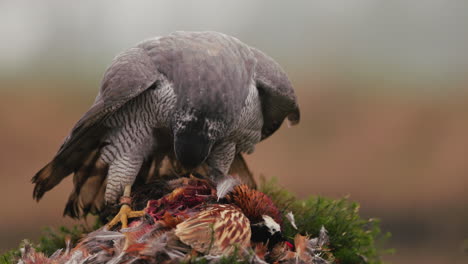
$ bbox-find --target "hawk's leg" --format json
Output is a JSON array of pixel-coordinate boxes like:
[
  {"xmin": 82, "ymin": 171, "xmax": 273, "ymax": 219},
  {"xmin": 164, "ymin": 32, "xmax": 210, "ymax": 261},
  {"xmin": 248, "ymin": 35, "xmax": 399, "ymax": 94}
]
[
  {"xmin": 106, "ymin": 185, "xmax": 145, "ymax": 229},
  {"xmin": 104, "ymin": 155, "xmax": 146, "ymax": 230},
  {"xmin": 205, "ymin": 141, "xmax": 236, "ymax": 183}
]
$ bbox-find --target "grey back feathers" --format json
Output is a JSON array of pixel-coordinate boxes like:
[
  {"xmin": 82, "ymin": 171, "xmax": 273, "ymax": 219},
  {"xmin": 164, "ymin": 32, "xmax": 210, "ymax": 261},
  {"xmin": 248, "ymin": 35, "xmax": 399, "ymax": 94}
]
[{"xmin": 140, "ymin": 32, "xmax": 256, "ymax": 135}]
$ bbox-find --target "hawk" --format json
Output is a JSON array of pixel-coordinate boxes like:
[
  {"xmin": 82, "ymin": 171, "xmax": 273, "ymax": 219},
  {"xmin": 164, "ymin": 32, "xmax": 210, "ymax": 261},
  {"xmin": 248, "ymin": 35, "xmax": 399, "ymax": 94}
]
[{"xmin": 32, "ymin": 31, "xmax": 300, "ymax": 220}]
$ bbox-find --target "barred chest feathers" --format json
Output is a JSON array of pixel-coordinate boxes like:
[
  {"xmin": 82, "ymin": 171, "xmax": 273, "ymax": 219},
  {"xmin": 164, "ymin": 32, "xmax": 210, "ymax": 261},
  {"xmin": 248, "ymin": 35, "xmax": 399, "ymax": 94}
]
[
  {"xmin": 101, "ymin": 80, "xmax": 262, "ymax": 166},
  {"xmin": 100, "ymin": 81, "xmax": 176, "ymax": 165}
]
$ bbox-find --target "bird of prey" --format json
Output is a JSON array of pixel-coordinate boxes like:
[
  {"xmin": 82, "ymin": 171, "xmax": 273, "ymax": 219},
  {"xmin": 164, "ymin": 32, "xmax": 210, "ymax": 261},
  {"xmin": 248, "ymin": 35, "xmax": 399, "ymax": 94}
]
[{"xmin": 32, "ymin": 31, "xmax": 300, "ymax": 222}]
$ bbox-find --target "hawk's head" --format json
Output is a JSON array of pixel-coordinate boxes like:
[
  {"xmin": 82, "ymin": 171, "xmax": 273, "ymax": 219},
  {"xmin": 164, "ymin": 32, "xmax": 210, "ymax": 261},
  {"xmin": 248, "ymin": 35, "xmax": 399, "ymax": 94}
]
[{"xmin": 172, "ymin": 110, "xmax": 225, "ymax": 170}]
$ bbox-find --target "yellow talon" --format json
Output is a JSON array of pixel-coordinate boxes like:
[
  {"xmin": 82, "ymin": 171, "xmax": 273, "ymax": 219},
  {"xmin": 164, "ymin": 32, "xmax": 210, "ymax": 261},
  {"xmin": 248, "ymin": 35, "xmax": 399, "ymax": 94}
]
[{"xmin": 106, "ymin": 185, "xmax": 146, "ymax": 230}]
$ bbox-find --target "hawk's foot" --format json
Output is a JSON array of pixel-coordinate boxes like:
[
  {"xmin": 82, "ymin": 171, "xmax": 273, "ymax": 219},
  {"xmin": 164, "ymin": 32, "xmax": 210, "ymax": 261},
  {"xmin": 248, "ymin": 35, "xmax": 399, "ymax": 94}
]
[{"xmin": 106, "ymin": 185, "xmax": 145, "ymax": 230}]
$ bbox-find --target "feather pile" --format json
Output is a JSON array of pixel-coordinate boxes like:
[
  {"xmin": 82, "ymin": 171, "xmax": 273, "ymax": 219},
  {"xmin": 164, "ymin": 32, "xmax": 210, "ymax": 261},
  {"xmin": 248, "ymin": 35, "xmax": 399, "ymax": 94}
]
[{"xmin": 19, "ymin": 176, "xmax": 331, "ymax": 264}]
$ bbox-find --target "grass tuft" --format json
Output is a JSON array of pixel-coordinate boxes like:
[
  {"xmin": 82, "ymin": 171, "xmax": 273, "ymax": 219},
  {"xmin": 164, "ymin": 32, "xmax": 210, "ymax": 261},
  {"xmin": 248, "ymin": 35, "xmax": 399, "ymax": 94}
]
[
  {"xmin": 260, "ymin": 177, "xmax": 392, "ymax": 264},
  {"xmin": 0, "ymin": 249, "xmax": 20, "ymax": 264}
]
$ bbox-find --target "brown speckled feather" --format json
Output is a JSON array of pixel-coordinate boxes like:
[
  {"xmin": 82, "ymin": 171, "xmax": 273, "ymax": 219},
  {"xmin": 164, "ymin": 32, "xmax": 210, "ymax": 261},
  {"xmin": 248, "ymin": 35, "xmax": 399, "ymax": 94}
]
[{"xmin": 174, "ymin": 204, "xmax": 251, "ymax": 255}]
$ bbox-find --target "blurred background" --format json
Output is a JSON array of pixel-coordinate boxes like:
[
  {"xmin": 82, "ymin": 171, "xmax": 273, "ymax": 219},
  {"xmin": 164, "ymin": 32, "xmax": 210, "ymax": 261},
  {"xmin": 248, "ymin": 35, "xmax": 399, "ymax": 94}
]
[{"xmin": 1, "ymin": 1, "xmax": 467, "ymax": 263}]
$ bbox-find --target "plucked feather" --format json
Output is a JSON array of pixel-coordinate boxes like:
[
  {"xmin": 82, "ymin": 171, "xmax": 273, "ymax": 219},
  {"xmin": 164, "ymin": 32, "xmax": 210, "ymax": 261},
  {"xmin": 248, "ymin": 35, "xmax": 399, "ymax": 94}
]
[
  {"xmin": 174, "ymin": 204, "xmax": 251, "ymax": 255},
  {"xmin": 286, "ymin": 211, "xmax": 298, "ymax": 230},
  {"xmin": 216, "ymin": 176, "xmax": 240, "ymax": 200},
  {"xmin": 226, "ymin": 184, "xmax": 283, "ymax": 225}
]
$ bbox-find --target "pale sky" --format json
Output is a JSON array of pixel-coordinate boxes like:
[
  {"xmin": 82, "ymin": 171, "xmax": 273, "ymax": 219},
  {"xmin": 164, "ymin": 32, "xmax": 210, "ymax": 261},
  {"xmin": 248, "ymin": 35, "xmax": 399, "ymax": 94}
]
[{"xmin": 0, "ymin": 0, "xmax": 467, "ymax": 84}]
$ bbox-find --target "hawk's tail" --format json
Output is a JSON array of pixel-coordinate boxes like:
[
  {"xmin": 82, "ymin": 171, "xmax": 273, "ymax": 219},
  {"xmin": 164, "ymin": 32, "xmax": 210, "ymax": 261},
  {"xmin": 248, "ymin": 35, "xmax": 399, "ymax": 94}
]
[
  {"xmin": 32, "ymin": 161, "xmax": 72, "ymax": 201},
  {"xmin": 63, "ymin": 150, "xmax": 108, "ymax": 218},
  {"xmin": 32, "ymin": 146, "xmax": 109, "ymax": 219}
]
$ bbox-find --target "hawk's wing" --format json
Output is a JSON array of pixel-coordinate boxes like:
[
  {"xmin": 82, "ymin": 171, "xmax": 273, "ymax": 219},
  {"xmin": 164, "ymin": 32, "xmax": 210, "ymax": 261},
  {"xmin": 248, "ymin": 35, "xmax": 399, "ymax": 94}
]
[
  {"xmin": 250, "ymin": 47, "xmax": 300, "ymax": 140},
  {"xmin": 32, "ymin": 47, "xmax": 164, "ymax": 203}
]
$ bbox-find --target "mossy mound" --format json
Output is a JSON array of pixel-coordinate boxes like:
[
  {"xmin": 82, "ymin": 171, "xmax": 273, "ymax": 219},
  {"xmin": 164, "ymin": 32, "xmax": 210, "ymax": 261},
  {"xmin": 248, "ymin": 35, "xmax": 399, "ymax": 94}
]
[{"xmin": 1, "ymin": 178, "xmax": 390, "ymax": 264}]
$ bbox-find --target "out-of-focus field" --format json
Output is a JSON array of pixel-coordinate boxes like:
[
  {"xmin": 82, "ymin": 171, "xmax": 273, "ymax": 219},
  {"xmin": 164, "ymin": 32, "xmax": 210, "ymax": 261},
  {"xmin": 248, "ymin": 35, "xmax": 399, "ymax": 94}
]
[
  {"xmin": 0, "ymin": 77, "xmax": 467, "ymax": 263},
  {"xmin": 1, "ymin": 1, "xmax": 467, "ymax": 263}
]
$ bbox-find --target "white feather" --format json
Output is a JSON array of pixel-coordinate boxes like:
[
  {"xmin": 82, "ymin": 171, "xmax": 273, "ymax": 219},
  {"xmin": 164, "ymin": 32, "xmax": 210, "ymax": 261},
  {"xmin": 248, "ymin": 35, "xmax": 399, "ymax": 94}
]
[
  {"xmin": 286, "ymin": 211, "xmax": 298, "ymax": 230},
  {"xmin": 90, "ymin": 230, "xmax": 125, "ymax": 241},
  {"xmin": 216, "ymin": 176, "xmax": 240, "ymax": 200}
]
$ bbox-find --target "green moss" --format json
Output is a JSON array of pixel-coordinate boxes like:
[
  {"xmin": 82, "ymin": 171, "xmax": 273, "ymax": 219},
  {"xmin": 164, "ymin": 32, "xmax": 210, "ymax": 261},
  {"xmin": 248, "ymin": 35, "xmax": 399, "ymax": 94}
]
[
  {"xmin": 260, "ymin": 177, "xmax": 392, "ymax": 264},
  {"xmin": 187, "ymin": 248, "xmax": 251, "ymax": 264},
  {"xmin": 0, "ymin": 249, "xmax": 20, "ymax": 264},
  {"xmin": 36, "ymin": 225, "xmax": 88, "ymax": 256},
  {"xmin": 191, "ymin": 255, "xmax": 250, "ymax": 264}
]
